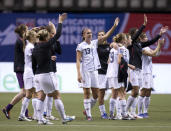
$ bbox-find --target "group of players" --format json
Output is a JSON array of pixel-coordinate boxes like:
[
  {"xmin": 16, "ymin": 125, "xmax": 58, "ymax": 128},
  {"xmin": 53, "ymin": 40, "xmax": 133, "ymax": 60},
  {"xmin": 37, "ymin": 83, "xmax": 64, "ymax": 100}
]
[
  {"xmin": 2, "ymin": 13, "xmax": 168, "ymax": 124},
  {"xmin": 76, "ymin": 14, "xmax": 168, "ymax": 120},
  {"xmin": 2, "ymin": 13, "xmax": 76, "ymax": 125}
]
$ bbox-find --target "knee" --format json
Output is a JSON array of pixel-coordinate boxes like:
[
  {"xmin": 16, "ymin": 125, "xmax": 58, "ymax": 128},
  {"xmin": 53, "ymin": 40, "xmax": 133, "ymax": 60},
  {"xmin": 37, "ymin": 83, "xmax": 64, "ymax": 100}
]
[{"xmin": 132, "ymin": 91, "xmax": 139, "ymax": 97}]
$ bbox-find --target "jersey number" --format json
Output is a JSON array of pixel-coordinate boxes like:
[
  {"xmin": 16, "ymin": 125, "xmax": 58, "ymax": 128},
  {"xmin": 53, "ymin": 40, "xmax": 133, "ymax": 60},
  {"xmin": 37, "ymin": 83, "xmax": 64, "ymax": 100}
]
[
  {"xmin": 110, "ymin": 52, "xmax": 114, "ymax": 63},
  {"xmin": 84, "ymin": 48, "xmax": 90, "ymax": 55}
]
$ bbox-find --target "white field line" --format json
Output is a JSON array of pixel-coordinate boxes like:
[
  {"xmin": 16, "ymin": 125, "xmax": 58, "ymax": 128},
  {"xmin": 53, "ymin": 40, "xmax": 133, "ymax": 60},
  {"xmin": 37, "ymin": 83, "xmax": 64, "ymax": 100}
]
[{"xmin": 0, "ymin": 124, "xmax": 171, "ymax": 128}]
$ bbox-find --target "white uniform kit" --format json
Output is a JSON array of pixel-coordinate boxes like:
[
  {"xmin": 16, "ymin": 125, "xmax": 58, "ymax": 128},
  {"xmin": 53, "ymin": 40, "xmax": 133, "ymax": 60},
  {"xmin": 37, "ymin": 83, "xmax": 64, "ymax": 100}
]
[
  {"xmin": 76, "ymin": 39, "xmax": 101, "ymax": 88},
  {"xmin": 24, "ymin": 41, "xmax": 34, "ymax": 90},
  {"xmin": 142, "ymin": 47, "xmax": 153, "ymax": 89},
  {"xmin": 106, "ymin": 46, "xmax": 129, "ymax": 89}
]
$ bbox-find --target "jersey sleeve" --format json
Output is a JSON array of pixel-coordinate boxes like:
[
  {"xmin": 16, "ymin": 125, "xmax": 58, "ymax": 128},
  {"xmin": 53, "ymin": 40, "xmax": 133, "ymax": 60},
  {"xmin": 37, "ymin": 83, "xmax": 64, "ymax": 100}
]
[
  {"xmin": 76, "ymin": 43, "xmax": 83, "ymax": 52},
  {"xmin": 91, "ymin": 39, "xmax": 98, "ymax": 48}
]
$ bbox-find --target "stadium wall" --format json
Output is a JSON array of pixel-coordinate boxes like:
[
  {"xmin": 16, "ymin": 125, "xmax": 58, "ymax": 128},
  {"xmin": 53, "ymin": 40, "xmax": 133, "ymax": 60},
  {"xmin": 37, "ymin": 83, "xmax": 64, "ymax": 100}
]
[{"xmin": 0, "ymin": 62, "xmax": 171, "ymax": 94}]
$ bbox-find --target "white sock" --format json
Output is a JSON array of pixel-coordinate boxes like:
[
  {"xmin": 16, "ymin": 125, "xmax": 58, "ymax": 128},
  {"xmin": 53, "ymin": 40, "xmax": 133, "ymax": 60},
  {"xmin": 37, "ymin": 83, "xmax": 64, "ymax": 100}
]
[
  {"xmin": 36, "ymin": 99, "xmax": 44, "ymax": 121},
  {"xmin": 32, "ymin": 98, "xmax": 37, "ymax": 119},
  {"xmin": 131, "ymin": 97, "xmax": 137, "ymax": 115},
  {"xmin": 41, "ymin": 101, "xmax": 44, "ymax": 117},
  {"xmin": 116, "ymin": 98, "xmax": 121, "ymax": 116},
  {"xmin": 84, "ymin": 99, "xmax": 91, "ymax": 117},
  {"xmin": 120, "ymin": 99, "xmax": 127, "ymax": 116},
  {"xmin": 54, "ymin": 99, "xmax": 66, "ymax": 120},
  {"xmin": 126, "ymin": 96, "xmax": 135, "ymax": 113},
  {"xmin": 144, "ymin": 97, "xmax": 150, "ymax": 113},
  {"xmin": 99, "ymin": 104, "xmax": 106, "ymax": 115},
  {"xmin": 138, "ymin": 96, "xmax": 144, "ymax": 114},
  {"xmin": 46, "ymin": 96, "xmax": 53, "ymax": 117},
  {"xmin": 43, "ymin": 96, "xmax": 48, "ymax": 113},
  {"xmin": 90, "ymin": 97, "xmax": 97, "ymax": 109},
  {"xmin": 109, "ymin": 98, "xmax": 117, "ymax": 116},
  {"xmin": 20, "ymin": 97, "xmax": 30, "ymax": 116}
]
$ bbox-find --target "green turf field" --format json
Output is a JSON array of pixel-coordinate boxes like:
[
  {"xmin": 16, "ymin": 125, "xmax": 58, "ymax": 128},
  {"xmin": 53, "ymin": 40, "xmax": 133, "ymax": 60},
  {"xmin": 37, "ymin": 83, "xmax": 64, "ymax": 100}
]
[{"xmin": 0, "ymin": 93, "xmax": 171, "ymax": 131}]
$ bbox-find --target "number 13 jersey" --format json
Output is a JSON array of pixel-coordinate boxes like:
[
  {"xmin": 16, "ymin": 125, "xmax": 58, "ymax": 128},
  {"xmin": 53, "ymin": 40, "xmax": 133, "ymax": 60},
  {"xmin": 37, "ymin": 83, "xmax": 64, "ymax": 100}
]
[{"xmin": 76, "ymin": 39, "xmax": 101, "ymax": 72}]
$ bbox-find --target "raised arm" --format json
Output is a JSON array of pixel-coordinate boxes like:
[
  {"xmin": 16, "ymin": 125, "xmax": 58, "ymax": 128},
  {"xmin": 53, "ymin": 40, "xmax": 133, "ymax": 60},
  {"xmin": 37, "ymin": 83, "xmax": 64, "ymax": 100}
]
[
  {"xmin": 142, "ymin": 39, "xmax": 164, "ymax": 57},
  {"xmin": 98, "ymin": 17, "xmax": 119, "ymax": 43},
  {"xmin": 48, "ymin": 13, "xmax": 67, "ymax": 44},
  {"xmin": 141, "ymin": 26, "xmax": 168, "ymax": 48},
  {"xmin": 132, "ymin": 14, "xmax": 147, "ymax": 44}
]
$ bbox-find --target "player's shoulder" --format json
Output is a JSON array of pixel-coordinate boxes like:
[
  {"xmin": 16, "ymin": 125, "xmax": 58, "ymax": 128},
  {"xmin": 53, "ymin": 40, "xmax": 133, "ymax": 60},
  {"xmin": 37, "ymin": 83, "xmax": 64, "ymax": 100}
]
[
  {"xmin": 78, "ymin": 41, "xmax": 87, "ymax": 47},
  {"xmin": 91, "ymin": 39, "xmax": 98, "ymax": 44}
]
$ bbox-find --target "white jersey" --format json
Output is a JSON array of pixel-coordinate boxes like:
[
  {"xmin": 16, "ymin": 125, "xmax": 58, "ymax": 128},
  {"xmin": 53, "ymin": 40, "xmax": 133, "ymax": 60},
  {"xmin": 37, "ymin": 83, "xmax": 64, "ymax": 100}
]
[
  {"xmin": 142, "ymin": 47, "xmax": 152, "ymax": 74},
  {"xmin": 119, "ymin": 46, "xmax": 129, "ymax": 63},
  {"xmin": 24, "ymin": 41, "xmax": 34, "ymax": 78},
  {"xmin": 106, "ymin": 48, "xmax": 118, "ymax": 78},
  {"xmin": 76, "ymin": 39, "xmax": 101, "ymax": 72}
]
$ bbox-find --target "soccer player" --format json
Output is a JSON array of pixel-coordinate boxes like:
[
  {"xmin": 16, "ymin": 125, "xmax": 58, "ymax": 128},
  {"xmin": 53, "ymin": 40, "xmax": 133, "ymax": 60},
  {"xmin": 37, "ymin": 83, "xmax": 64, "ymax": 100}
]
[
  {"xmin": 32, "ymin": 13, "xmax": 74, "ymax": 125},
  {"xmin": 97, "ymin": 18, "xmax": 119, "ymax": 119},
  {"xmin": 107, "ymin": 33, "xmax": 135, "ymax": 120},
  {"xmin": 126, "ymin": 14, "xmax": 168, "ymax": 118},
  {"xmin": 2, "ymin": 24, "xmax": 29, "ymax": 119},
  {"xmin": 43, "ymin": 22, "xmax": 62, "ymax": 121},
  {"xmin": 76, "ymin": 17, "xmax": 119, "ymax": 121},
  {"xmin": 18, "ymin": 29, "xmax": 38, "ymax": 121},
  {"xmin": 138, "ymin": 32, "xmax": 166, "ymax": 118}
]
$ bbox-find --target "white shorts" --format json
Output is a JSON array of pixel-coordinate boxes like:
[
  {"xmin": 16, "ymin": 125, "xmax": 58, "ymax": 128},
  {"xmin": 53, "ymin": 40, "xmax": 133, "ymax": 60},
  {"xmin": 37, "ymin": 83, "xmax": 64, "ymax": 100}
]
[
  {"xmin": 34, "ymin": 73, "xmax": 56, "ymax": 94},
  {"xmin": 24, "ymin": 77, "xmax": 34, "ymax": 90},
  {"xmin": 130, "ymin": 69, "xmax": 142, "ymax": 87},
  {"xmin": 98, "ymin": 74, "xmax": 109, "ymax": 89},
  {"xmin": 81, "ymin": 70, "xmax": 99, "ymax": 88},
  {"xmin": 50, "ymin": 72, "xmax": 59, "ymax": 91},
  {"xmin": 142, "ymin": 73, "xmax": 153, "ymax": 89},
  {"xmin": 108, "ymin": 77, "xmax": 124, "ymax": 89}
]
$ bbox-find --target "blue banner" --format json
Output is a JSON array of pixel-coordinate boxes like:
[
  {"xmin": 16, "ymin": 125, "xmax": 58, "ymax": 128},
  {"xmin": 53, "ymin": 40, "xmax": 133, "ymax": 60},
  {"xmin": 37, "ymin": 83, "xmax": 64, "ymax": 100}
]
[{"xmin": 0, "ymin": 13, "xmax": 127, "ymax": 62}]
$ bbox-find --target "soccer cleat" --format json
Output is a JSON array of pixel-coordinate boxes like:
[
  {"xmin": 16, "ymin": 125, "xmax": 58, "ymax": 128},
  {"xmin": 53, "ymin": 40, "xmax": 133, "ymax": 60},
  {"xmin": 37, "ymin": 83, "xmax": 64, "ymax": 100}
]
[
  {"xmin": 62, "ymin": 116, "xmax": 75, "ymax": 124},
  {"xmin": 2, "ymin": 108, "xmax": 10, "ymax": 119},
  {"xmin": 122, "ymin": 114, "xmax": 136, "ymax": 120},
  {"xmin": 108, "ymin": 115, "xmax": 116, "ymax": 120},
  {"xmin": 46, "ymin": 115, "xmax": 59, "ymax": 120},
  {"xmin": 127, "ymin": 113, "xmax": 137, "ymax": 120},
  {"xmin": 143, "ymin": 113, "xmax": 149, "ymax": 118},
  {"xmin": 101, "ymin": 113, "xmax": 108, "ymax": 119},
  {"xmin": 115, "ymin": 114, "xmax": 122, "ymax": 120},
  {"xmin": 138, "ymin": 113, "xmax": 144, "ymax": 118},
  {"xmin": 87, "ymin": 116, "xmax": 92, "ymax": 121},
  {"xmin": 130, "ymin": 113, "xmax": 143, "ymax": 119},
  {"xmin": 18, "ymin": 115, "xmax": 32, "ymax": 122},
  {"xmin": 38, "ymin": 118, "xmax": 54, "ymax": 125}
]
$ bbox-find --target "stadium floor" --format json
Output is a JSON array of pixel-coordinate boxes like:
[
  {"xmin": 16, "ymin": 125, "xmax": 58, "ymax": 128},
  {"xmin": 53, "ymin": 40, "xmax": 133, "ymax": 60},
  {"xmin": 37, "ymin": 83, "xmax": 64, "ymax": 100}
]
[{"xmin": 0, "ymin": 93, "xmax": 171, "ymax": 131}]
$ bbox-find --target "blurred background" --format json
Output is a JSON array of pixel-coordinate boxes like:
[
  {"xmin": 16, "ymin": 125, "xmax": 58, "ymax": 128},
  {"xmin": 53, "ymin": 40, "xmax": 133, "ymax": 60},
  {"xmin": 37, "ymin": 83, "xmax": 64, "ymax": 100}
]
[
  {"xmin": 0, "ymin": 0, "xmax": 171, "ymax": 94},
  {"xmin": 0, "ymin": 0, "xmax": 170, "ymax": 13}
]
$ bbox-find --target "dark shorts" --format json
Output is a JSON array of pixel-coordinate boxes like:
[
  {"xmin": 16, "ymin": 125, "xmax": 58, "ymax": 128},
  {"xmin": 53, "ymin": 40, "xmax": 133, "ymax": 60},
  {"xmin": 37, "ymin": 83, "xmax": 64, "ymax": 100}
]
[{"xmin": 16, "ymin": 72, "xmax": 24, "ymax": 89}]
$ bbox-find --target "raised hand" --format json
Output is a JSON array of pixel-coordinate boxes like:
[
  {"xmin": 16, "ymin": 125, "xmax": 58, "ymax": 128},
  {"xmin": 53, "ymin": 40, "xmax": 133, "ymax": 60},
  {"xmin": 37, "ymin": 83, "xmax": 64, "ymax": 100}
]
[
  {"xmin": 114, "ymin": 17, "xmax": 120, "ymax": 27},
  {"xmin": 160, "ymin": 26, "xmax": 168, "ymax": 35},
  {"xmin": 143, "ymin": 14, "xmax": 147, "ymax": 26},
  {"xmin": 59, "ymin": 13, "xmax": 67, "ymax": 23},
  {"xmin": 158, "ymin": 38, "xmax": 165, "ymax": 46}
]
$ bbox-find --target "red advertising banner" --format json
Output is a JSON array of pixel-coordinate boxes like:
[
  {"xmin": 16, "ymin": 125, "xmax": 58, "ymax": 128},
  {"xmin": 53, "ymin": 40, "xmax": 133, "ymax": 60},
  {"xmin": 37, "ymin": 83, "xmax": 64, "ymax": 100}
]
[{"xmin": 123, "ymin": 13, "xmax": 171, "ymax": 63}]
